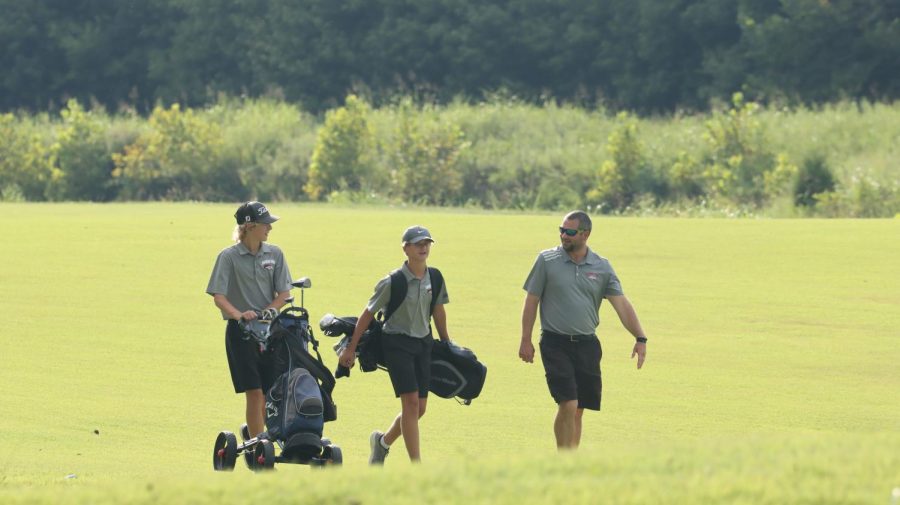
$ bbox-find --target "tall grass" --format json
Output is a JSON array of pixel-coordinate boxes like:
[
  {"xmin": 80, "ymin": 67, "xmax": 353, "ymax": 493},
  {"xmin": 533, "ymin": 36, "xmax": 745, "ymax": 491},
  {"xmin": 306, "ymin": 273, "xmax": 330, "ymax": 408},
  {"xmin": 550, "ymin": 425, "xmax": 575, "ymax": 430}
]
[{"xmin": 1, "ymin": 98, "xmax": 898, "ymax": 216}]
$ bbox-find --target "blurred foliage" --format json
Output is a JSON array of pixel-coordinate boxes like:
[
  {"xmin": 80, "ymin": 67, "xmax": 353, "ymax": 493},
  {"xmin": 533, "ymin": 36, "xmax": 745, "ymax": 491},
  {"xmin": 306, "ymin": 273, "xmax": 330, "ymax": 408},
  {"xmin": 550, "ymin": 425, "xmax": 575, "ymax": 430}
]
[
  {"xmin": 384, "ymin": 100, "xmax": 468, "ymax": 206},
  {"xmin": 0, "ymin": 113, "xmax": 53, "ymax": 201},
  {"xmin": 112, "ymin": 104, "xmax": 237, "ymax": 200},
  {"xmin": 1, "ymin": 96, "xmax": 898, "ymax": 217},
  {"xmin": 304, "ymin": 95, "xmax": 378, "ymax": 201},
  {"xmin": 794, "ymin": 155, "xmax": 836, "ymax": 208},
  {"xmin": 209, "ymin": 99, "xmax": 317, "ymax": 202},
  {"xmin": 1, "ymin": 0, "xmax": 897, "ymax": 114},
  {"xmin": 587, "ymin": 112, "xmax": 666, "ymax": 212},
  {"xmin": 46, "ymin": 100, "xmax": 116, "ymax": 201}
]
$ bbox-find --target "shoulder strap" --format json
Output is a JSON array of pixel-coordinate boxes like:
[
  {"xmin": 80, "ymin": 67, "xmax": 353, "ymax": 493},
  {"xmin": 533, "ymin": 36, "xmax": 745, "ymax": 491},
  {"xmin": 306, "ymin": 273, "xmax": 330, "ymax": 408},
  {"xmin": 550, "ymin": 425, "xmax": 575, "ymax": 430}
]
[
  {"xmin": 383, "ymin": 267, "xmax": 444, "ymax": 322},
  {"xmin": 427, "ymin": 267, "xmax": 444, "ymax": 317},
  {"xmin": 383, "ymin": 269, "xmax": 407, "ymax": 322}
]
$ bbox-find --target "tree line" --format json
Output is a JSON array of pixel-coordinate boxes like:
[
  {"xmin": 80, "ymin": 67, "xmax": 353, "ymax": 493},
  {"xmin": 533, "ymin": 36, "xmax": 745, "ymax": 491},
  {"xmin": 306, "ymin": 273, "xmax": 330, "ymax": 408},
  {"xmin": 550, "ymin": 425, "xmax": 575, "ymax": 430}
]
[{"xmin": 2, "ymin": 0, "xmax": 898, "ymax": 115}]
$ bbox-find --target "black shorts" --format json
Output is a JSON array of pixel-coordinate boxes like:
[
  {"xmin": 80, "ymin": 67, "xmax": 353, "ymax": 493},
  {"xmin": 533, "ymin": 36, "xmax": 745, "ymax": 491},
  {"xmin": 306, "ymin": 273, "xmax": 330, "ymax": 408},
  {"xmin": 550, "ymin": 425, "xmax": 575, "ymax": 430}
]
[
  {"xmin": 539, "ymin": 333, "xmax": 603, "ymax": 410},
  {"xmin": 381, "ymin": 333, "xmax": 433, "ymax": 398},
  {"xmin": 225, "ymin": 320, "xmax": 278, "ymax": 394}
]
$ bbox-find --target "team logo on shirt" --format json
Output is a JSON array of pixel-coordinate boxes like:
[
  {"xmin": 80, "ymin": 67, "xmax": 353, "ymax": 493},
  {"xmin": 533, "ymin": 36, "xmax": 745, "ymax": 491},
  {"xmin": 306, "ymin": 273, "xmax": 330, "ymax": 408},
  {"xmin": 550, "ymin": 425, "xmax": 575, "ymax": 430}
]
[
  {"xmin": 585, "ymin": 271, "xmax": 601, "ymax": 281},
  {"xmin": 261, "ymin": 259, "xmax": 276, "ymax": 271}
]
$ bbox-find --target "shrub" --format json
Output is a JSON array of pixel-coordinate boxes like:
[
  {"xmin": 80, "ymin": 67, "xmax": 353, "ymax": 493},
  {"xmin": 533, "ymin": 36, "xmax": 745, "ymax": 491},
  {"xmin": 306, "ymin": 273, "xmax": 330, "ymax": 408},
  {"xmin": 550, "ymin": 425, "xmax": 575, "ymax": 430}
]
[
  {"xmin": 1, "ymin": 183, "xmax": 25, "ymax": 202},
  {"xmin": 46, "ymin": 100, "xmax": 116, "ymax": 201},
  {"xmin": 668, "ymin": 150, "xmax": 706, "ymax": 200},
  {"xmin": 793, "ymin": 155, "xmax": 836, "ymax": 208},
  {"xmin": 385, "ymin": 101, "xmax": 467, "ymax": 206},
  {"xmin": 112, "ymin": 104, "xmax": 239, "ymax": 200},
  {"xmin": 0, "ymin": 113, "xmax": 53, "ymax": 201},
  {"xmin": 305, "ymin": 95, "xmax": 377, "ymax": 200},
  {"xmin": 853, "ymin": 175, "xmax": 900, "ymax": 218},
  {"xmin": 702, "ymin": 93, "xmax": 779, "ymax": 206},
  {"xmin": 210, "ymin": 99, "xmax": 317, "ymax": 202},
  {"xmin": 534, "ymin": 173, "xmax": 583, "ymax": 211},
  {"xmin": 587, "ymin": 112, "xmax": 663, "ymax": 212}
]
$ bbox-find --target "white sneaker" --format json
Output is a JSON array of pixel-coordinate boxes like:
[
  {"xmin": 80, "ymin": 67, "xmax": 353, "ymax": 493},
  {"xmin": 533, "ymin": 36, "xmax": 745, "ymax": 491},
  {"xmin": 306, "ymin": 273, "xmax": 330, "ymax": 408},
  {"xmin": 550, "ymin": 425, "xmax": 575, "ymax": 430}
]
[{"xmin": 368, "ymin": 431, "xmax": 389, "ymax": 465}]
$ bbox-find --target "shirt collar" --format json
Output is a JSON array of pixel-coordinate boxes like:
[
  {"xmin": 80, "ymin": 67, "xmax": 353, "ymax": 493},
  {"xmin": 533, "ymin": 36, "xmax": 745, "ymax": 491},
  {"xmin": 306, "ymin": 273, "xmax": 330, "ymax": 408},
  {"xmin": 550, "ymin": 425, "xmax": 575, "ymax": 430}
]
[
  {"xmin": 236, "ymin": 242, "xmax": 272, "ymax": 255},
  {"xmin": 558, "ymin": 245, "xmax": 600, "ymax": 265},
  {"xmin": 400, "ymin": 261, "xmax": 424, "ymax": 281}
]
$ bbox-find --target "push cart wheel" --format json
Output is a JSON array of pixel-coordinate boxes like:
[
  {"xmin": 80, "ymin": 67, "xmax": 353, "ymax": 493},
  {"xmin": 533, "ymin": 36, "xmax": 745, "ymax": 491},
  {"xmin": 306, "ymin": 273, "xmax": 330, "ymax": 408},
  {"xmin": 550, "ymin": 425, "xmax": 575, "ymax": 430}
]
[
  {"xmin": 327, "ymin": 445, "xmax": 343, "ymax": 465},
  {"xmin": 213, "ymin": 431, "xmax": 238, "ymax": 471},
  {"xmin": 253, "ymin": 440, "xmax": 276, "ymax": 471}
]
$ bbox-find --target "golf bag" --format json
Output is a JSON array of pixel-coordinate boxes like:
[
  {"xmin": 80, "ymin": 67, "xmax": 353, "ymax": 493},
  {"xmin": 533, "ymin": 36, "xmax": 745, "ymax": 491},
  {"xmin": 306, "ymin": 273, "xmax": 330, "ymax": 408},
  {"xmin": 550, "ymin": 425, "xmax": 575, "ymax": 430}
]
[
  {"xmin": 320, "ymin": 314, "xmax": 386, "ymax": 374},
  {"xmin": 260, "ymin": 307, "xmax": 337, "ymax": 458},
  {"xmin": 265, "ymin": 368, "xmax": 324, "ymax": 440},
  {"xmin": 429, "ymin": 339, "xmax": 487, "ymax": 404},
  {"xmin": 323, "ymin": 267, "xmax": 444, "ymax": 376},
  {"xmin": 319, "ymin": 313, "xmax": 488, "ymax": 405}
]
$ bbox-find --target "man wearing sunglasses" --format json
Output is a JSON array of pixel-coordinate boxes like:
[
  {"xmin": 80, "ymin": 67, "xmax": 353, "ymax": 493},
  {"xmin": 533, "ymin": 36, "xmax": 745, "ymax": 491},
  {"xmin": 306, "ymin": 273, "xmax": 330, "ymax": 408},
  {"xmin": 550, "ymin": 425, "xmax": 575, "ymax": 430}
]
[{"xmin": 519, "ymin": 210, "xmax": 648, "ymax": 450}]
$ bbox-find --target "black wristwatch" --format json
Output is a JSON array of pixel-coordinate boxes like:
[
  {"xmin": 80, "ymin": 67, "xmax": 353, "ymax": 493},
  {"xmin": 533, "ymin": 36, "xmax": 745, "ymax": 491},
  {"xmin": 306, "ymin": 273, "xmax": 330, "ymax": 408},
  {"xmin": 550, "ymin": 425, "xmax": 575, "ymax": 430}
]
[{"xmin": 636, "ymin": 336, "xmax": 648, "ymax": 344}]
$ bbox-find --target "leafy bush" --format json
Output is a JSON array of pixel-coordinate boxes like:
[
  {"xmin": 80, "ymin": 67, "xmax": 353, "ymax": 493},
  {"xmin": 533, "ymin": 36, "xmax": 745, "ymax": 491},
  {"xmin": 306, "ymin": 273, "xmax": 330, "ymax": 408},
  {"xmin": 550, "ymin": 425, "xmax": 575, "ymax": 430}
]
[
  {"xmin": 304, "ymin": 95, "xmax": 378, "ymax": 200},
  {"xmin": 210, "ymin": 99, "xmax": 317, "ymax": 202},
  {"xmin": 701, "ymin": 93, "xmax": 779, "ymax": 205},
  {"xmin": 0, "ymin": 113, "xmax": 53, "ymax": 201},
  {"xmin": 587, "ymin": 113, "xmax": 666, "ymax": 212},
  {"xmin": 1, "ymin": 95, "xmax": 896, "ymax": 217},
  {"xmin": 794, "ymin": 155, "xmax": 836, "ymax": 208},
  {"xmin": 667, "ymin": 150, "xmax": 706, "ymax": 200},
  {"xmin": 112, "ymin": 104, "xmax": 239, "ymax": 200},
  {"xmin": 445, "ymin": 100, "xmax": 606, "ymax": 209},
  {"xmin": 384, "ymin": 101, "xmax": 467, "ymax": 206},
  {"xmin": 46, "ymin": 100, "xmax": 116, "ymax": 201}
]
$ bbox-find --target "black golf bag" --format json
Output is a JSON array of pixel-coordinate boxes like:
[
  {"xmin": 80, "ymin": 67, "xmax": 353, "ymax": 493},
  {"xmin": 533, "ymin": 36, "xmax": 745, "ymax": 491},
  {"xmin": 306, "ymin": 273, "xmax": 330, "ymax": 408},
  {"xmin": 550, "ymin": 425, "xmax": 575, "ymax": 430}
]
[
  {"xmin": 429, "ymin": 339, "xmax": 487, "ymax": 404},
  {"xmin": 319, "ymin": 314, "xmax": 386, "ymax": 374},
  {"xmin": 262, "ymin": 307, "xmax": 337, "ymax": 460},
  {"xmin": 319, "ymin": 313, "xmax": 487, "ymax": 405}
]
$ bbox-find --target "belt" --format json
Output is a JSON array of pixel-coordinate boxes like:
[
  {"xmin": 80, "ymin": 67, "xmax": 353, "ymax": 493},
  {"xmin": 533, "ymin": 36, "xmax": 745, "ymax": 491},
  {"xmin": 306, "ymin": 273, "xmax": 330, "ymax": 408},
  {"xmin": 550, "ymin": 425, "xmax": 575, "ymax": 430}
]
[{"xmin": 542, "ymin": 330, "xmax": 596, "ymax": 342}]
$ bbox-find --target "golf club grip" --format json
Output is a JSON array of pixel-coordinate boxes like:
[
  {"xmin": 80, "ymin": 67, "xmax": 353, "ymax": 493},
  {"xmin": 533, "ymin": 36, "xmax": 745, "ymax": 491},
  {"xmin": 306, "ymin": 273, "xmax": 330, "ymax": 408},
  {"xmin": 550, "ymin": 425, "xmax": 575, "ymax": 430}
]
[{"xmin": 335, "ymin": 364, "xmax": 351, "ymax": 378}]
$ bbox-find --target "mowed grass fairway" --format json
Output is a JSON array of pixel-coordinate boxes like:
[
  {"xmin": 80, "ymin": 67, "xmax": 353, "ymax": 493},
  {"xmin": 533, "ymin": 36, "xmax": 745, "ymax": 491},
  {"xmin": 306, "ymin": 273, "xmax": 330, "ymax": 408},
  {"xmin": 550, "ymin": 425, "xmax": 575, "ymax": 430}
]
[{"xmin": 1, "ymin": 203, "xmax": 898, "ymax": 504}]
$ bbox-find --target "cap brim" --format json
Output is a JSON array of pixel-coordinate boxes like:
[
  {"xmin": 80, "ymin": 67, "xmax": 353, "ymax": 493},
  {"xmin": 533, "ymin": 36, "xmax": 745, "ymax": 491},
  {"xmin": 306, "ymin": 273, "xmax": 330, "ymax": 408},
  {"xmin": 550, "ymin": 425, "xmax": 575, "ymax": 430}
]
[
  {"xmin": 407, "ymin": 236, "xmax": 434, "ymax": 244},
  {"xmin": 258, "ymin": 214, "xmax": 278, "ymax": 224}
]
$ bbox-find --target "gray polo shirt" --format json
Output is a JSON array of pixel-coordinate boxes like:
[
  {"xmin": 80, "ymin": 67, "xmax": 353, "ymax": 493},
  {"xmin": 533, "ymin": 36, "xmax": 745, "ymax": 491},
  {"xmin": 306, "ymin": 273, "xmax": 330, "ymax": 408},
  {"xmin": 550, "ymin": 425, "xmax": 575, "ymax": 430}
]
[
  {"xmin": 366, "ymin": 263, "xmax": 450, "ymax": 338},
  {"xmin": 206, "ymin": 242, "xmax": 293, "ymax": 319},
  {"xmin": 523, "ymin": 246, "xmax": 623, "ymax": 336}
]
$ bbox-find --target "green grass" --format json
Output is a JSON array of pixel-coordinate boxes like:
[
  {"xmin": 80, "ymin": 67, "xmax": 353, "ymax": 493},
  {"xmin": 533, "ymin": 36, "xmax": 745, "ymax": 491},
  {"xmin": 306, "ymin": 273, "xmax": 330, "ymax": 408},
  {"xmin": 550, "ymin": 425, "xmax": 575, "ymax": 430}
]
[{"xmin": 0, "ymin": 203, "xmax": 898, "ymax": 504}]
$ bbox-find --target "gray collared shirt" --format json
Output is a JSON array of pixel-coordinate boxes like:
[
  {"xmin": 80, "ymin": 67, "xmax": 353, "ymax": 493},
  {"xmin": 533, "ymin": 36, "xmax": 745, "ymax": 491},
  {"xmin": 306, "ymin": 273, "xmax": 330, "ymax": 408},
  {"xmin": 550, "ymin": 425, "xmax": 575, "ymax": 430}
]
[
  {"xmin": 523, "ymin": 246, "xmax": 623, "ymax": 335},
  {"xmin": 366, "ymin": 263, "xmax": 450, "ymax": 338},
  {"xmin": 206, "ymin": 242, "xmax": 293, "ymax": 319}
]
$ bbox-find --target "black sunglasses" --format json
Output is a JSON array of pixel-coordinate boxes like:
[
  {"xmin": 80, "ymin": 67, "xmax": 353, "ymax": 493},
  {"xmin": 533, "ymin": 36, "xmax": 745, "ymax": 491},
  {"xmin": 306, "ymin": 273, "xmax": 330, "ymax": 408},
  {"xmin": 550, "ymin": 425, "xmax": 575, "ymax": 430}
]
[{"xmin": 559, "ymin": 227, "xmax": 585, "ymax": 236}]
